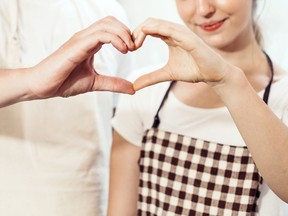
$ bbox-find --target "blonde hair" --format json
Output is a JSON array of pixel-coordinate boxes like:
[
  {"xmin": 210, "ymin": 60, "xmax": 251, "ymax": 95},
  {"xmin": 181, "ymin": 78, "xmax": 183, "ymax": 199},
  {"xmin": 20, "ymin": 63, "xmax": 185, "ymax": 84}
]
[{"xmin": 253, "ymin": 0, "xmax": 263, "ymax": 46}]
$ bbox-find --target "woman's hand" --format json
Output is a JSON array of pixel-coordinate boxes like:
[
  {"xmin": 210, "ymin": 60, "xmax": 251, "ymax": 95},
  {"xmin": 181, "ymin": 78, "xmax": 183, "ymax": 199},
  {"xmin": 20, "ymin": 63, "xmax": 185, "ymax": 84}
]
[
  {"xmin": 27, "ymin": 16, "xmax": 136, "ymax": 99},
  {"xmin": 132, "ymin": 18, "xmax": 237, "ymax": 91}
]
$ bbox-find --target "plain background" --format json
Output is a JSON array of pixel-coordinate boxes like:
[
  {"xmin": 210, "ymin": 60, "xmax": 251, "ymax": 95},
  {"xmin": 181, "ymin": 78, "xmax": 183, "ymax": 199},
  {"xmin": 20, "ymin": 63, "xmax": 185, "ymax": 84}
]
[{"xmin": 117, "ymin": 0, "xmax": 288, "ymax": 214}]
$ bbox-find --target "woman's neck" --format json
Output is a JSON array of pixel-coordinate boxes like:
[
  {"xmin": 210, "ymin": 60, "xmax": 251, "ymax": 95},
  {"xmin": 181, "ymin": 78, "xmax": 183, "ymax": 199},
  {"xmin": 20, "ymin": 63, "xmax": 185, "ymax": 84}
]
[{"xmin": 214, "ymin": 37, "xmax": 266, "ymax": 77}]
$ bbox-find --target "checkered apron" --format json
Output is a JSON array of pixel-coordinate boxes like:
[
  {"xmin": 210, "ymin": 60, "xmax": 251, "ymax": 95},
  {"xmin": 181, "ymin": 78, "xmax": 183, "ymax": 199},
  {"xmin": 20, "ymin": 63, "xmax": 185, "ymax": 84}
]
[
  {"xmin": 138, "ymin": 129, "xmax": 262, "ymax": 216},
  {"xmin": 137, "ymin": 54, "xmax": 274, "ymax": 216}
]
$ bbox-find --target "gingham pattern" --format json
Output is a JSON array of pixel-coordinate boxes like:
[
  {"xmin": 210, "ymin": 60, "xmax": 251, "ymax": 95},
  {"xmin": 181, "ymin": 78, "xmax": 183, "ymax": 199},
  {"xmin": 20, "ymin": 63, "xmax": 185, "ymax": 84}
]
[{"xmin": 137, "ymin": 129, "xmax": 262, "ymax": 216}]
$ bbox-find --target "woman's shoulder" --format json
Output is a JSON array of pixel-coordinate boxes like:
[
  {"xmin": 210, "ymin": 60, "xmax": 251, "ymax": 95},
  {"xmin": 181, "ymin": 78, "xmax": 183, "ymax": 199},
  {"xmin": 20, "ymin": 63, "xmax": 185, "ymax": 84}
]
[
  {"xmin": 269, "ymin": 66, "xmax": 288, "ymax": 108},
  {"xmin": 272, "ymin": 65, "xmax": 288, "ymax": 89}
]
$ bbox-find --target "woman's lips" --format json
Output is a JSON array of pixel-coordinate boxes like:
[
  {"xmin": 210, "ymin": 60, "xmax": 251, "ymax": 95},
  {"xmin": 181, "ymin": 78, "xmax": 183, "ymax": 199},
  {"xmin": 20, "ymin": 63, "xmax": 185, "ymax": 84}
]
[{"xmin": 199, "ymin": 19, "xmax": 227, "ymax": 32}]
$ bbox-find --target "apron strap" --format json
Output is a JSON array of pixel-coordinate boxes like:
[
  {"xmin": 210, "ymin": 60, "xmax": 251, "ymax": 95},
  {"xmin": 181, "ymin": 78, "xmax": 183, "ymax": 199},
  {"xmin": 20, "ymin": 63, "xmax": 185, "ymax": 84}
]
[
  {"xmin": 152, "ymin": 81, "xmax": 175, "ymax": 128},
  {"xmin": 263, "ymin": 51, "xmax": 274, "ymax": 104},
  {"xmin": 151, "ymin": 52, "xmax": 274, "ymax": 128}
]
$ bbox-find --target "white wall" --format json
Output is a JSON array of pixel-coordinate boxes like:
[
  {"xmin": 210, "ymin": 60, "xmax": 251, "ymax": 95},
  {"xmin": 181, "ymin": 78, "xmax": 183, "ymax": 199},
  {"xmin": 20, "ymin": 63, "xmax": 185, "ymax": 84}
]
[
  {"xmin": 257, "ymin": 0, "xmax": 288, "ymax": 71},
  {"xmin": 118, "ymin": 0, "xmax": 181, "ymax": 68}
]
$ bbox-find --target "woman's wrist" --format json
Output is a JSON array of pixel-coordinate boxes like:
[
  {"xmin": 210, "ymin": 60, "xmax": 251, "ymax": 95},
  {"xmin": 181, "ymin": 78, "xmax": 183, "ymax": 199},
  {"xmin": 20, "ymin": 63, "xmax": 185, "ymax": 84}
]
[{"xmin": 209, "ymin": 64, "xmax": 249, "ymax": 103}]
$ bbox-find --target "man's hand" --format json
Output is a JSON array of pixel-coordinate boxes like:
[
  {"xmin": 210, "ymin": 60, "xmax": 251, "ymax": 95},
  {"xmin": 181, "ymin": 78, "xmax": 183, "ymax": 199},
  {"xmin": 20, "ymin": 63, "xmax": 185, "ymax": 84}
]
[{"xmin": 27, "ymin": 16, "xmax": 136, "ymax": 99}]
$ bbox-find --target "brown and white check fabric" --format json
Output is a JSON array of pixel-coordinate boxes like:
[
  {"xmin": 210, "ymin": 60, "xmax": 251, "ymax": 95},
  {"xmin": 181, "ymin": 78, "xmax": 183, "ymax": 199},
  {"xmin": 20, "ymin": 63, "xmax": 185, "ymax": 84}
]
[{"xmin": 137, "ymin": 129, "xmax": 262, "ymax": 216}]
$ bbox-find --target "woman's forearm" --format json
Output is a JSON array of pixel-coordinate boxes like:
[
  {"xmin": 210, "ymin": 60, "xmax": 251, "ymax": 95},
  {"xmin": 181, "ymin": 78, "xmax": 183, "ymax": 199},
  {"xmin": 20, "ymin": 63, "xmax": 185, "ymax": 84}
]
[
  {"xmin": 213, "ymin": 68, "xmax": 288, "ymax": 202},
  {"xmin": 108, "ymin": 131, "xmax": 140, "ymax": 216}
]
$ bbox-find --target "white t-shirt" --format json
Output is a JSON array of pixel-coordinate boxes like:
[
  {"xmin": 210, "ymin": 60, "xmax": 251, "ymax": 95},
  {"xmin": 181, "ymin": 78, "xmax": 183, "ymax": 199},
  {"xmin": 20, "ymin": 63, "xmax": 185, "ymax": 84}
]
[
  {"xmin": 0, "ymin": 1, "xmax": 132, "ymax": 216},
  {"xmin": 112, "ymin": 67, "xmax": 288, "ymax": 215}
]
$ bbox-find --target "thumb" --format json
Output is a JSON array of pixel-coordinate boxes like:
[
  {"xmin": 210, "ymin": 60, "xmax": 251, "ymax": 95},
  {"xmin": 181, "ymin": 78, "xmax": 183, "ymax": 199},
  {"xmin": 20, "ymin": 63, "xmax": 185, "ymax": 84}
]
[
  {"xmin": 133, "ymin": 68, "xmax": 171, "ymax": 91},
  {"xmin": 93, "ymin": 75, "xmax": 135, "ymax": 94}
]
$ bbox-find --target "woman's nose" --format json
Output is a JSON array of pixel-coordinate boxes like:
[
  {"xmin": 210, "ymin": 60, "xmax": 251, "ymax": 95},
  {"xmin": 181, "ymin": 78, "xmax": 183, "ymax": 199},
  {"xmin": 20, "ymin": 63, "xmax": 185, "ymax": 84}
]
[{"xmin": 196, "ymin": 0, "xmax": 215, "ymax": 17}]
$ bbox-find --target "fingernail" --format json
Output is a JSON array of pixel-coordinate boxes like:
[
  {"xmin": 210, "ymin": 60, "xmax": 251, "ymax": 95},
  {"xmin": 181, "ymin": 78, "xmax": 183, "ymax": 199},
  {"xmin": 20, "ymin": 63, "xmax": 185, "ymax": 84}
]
[{"xmin": 134, "ymin": 37, "xmax": 140, "ymax": 48}]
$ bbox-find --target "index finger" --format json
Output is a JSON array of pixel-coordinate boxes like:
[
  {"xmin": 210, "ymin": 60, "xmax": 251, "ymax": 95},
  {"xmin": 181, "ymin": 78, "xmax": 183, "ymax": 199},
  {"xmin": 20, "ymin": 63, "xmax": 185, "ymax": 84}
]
[
  {"xmin": 133, "ymin": 18, "xmax": 198, "ymax": 50},
  {"xmin": 81, "ymin": 16, "xmax": 135, "ymax": 51}
]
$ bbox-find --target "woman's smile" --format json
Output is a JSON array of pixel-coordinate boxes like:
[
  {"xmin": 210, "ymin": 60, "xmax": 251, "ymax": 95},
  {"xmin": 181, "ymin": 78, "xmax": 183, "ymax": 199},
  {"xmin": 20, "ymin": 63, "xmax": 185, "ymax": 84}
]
[{"xmin": 198, "ymin": 18, "xmax": 227, "ymax": 32}]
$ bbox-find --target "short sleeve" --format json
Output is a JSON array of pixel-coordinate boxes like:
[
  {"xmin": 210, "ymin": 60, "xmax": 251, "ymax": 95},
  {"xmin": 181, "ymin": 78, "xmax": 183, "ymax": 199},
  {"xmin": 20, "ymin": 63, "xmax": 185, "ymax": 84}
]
[
  {"xmin": 280, "ymin": 98, "xmax": 288, "ymax": 126},
  {"xmin": 257, "ymin": 181, "xmax": 286, "ymax": 215},
  {"xmin": 112, "ymin": 91, "xmax": 144, "ymax": 147},
  {"xmin": 273, "ymin": 76, "xmax": 288, "ymax": 126},
  {"xmin": 112, "ymin": 62, "xmax": 169, "ymax": 147}
]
